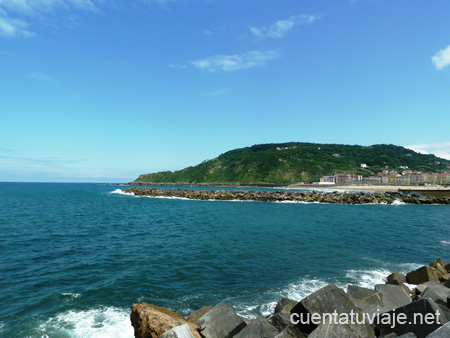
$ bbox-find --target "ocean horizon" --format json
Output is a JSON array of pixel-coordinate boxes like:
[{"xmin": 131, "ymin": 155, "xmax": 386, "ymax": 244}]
[{"xmin": 1, "ymin": 182, "xmax": 449, "ymax": 337}]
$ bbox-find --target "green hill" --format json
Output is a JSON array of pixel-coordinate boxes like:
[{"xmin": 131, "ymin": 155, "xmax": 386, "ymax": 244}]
[{"xmin": 133, "ymin": 143, "xmax": 450, "ymax": 185}]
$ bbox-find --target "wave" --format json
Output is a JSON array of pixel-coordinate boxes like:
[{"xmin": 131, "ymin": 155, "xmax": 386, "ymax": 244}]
[
  {"xmin": 391, "ymin": 199, "xmax": 406, "ymax": 205},
  {"xmin": 38, "ymin": 307, "xmax": 133, "ymax": 338},
  {"xmin": 109, "ymin": 189, "xmax": 135, "ymax": 196},
  {"xmin": 62, "ymin": 292, "xmax": 81, "ymax": 299},
  {"xmin": 232, "ymin": 262, "xmax": 421, "ymax": 319}
]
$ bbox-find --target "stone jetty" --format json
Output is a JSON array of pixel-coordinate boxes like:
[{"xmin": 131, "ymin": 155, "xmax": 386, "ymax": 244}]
[
  {"xmin": 123, "ymin": 187, "xmax": 450, "ymax": 205},
  {"xmin": 131, "ymin": 259, "xmax": 450, "ymax": 338}
]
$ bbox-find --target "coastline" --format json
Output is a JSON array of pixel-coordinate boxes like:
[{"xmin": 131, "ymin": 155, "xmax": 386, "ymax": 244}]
[
  {"xmin": 304, "ymin": 185, "xmax": 450, "ymax": 193},
  {"xmin": 131, "ymin": 258, "xmax": 450, "ymax": 338},
  {"xmin": 123, "ymin": 187, "xmax": 450, "ymax": 204}
]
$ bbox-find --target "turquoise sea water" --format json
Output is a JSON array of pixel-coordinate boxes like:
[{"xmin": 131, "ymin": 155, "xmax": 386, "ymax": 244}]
[{"xmin": 1, "ymin": 183, "xmax": 450, "ymax": 337}]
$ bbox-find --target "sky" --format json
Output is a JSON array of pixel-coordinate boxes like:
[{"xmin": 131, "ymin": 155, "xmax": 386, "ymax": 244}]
[{"xmin": 1, "ymin": 0, "xmax": 450, "ymax": 182}]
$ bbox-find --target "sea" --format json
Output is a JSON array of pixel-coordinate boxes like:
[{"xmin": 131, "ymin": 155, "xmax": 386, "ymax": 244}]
[{"xmin": 1, "ymin": 182, "xmax": 450, "ymax": 337}]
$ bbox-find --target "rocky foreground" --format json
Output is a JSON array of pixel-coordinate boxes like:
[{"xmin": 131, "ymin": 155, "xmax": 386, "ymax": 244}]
[
  {"xmin": 123, "ymin": 187, "xmax": 450, "ymax": 205},
  {"xmin": 131, "ymin": 259, "xmax": 450, "ymax": 338}
]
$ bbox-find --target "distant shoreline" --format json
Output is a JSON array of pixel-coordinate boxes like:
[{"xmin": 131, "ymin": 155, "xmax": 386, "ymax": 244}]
[
  {"xmin": 122, "ymin": 182, "xmax": 450, "ymax": 193},
  {"xmin": 123, "ymin": 187, "xmax": 450, "ymax": 204}
]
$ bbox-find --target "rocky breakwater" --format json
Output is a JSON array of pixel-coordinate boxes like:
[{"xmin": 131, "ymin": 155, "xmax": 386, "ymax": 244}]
[
  {"xmin": 123, "ymin": 187, "xmax": 450, "ymax": 205},
  {"xmin": 131, "ymin": 258, "xmax": 450, "ymax": 338}
]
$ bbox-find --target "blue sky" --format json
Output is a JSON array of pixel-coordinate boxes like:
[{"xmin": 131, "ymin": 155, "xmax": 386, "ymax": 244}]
[{"xmin": 1, "ymin": 0, "xmax": 450, "ymax": 182}]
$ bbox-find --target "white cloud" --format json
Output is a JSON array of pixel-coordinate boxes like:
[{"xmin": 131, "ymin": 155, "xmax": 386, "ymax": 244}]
[
  {"xmin": 250, "ymin": 14, "xmax": 320, "ymax": 39},
  {"xmin": 0, "ymin": 0, "xmax": 102, "ymax": 37},
  {"xmin": 0, "ymin": 14, "xmax": 34, "ymax": 37},
  {"xmin": 406, "ymin": 141, "xmax": 450, "ymax": 160},
  {"xmin": 0, "ymin": 0, "xmax": 100, "ymax": 16},
  {"xmin": 26, "ymin": 72, "xmax": 57, "ymax": 83},
  {"xmin": 190, "ymin": 49, "xmax": 281, "ymax": 72},
  {"xmin": 432, "ymin": 45, "xmax": 450, "ymax": 70}
]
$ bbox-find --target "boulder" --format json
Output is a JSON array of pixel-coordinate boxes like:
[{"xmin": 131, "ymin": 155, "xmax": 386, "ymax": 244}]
[
  {"xmin": 159, "ymin": 324, "xmax": 195, "ymax": 338},
  {"xmin": 308, "ymin": 322, "xmax": 372, "ymax": 338},
  {"xmin": 435, "ymin": 264, "xmax": 447, "ymax": 275},
  {"xmin": 439, "ymin": 273, "xmax": 450, "ymax": 283},
  {"xmin": 426, "ymin": 321, "xmax": 450, "ymax": 337},
  {"xmin": 387, "ymin": 273, "xmax": 407, "ymax": 285},
  {"xmin": 347, "ymin": 285, "xmax": 383, "ymax": 311},
  {"xmin": 414, "ymin": 284, "xmax": 428, "ymax": 296},
  {"xmin": 234, "ymin": 316, "xmax": 279, "ymax": 338},
  {"xmin": 363, "ymin": 305, "xmax": 389, "ymax": 329},
  {"xmin": 375, "ymin": 284, "xmax": 412, "ymax": 310},
  {"xmin": 130, "ymin": 303, "xmax": 202, "ymax": 338},
  {"xmin": 382, "ymin": 333, "xmax": 398, "ymax": 338},
  {"xmin": 275, "ymin": 298, "xmax": 298, "ymax": 314},
  {"xmin": 407, "ymin": 267, "xmax": 443, "ymax": 285},
  {"xmin": 430, "ymin": 259, "xmax": 446, "ymax": 269},
  {"xmin": 290, "ymin": 284, "xmax": 374, "ymax": 337},
  {"xmin": 444, "ymin": 279, "xmax": 450, "ymax": 289},
  {"xmin": 267, "ymin": 313, "xmax": 292, "ymax": 332},
  {"xmin": 375, "ymin": 298, "xmax": 445, "ymax": 338},
  {"xmin": 186, "ymin": 306, "xmax": 212, "ymax": 324},
  {"xmin": 398, "ymin": 334, "xmax": 418, "ymax": 338},
  {"xmin": 419, "ymin": 281, "xmax": 450, "ymax": 306},
  {"xmin": 274, "ymin": 325, "xmax": 307, "ymax": 338},
  {"xmin": 445, "ymin": 264, "xmax": 450, "ymax": 273},
  {"xmin": 197, "ymin": 301, "xmax": 247, "ymax": 338}
]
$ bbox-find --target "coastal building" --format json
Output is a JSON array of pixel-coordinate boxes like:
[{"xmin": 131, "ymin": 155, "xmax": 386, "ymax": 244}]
[
  {"xmin": 320, "ymin": 176, "xmax": 335, "ymax": 184},
  {"xmin": 320, "ymin": 170, "xmax": 450, "ymax": 186}
]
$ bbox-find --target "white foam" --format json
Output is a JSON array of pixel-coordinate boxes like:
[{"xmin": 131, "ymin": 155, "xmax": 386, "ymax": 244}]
[
  {"xmin": 440, "ymin": 241, "xmax": 450, "ymax": 247},
  {"xmin": 38, "ymin": 307, "xmax": 134, "ymax": 338},
  {"xmin": 345, "ymin": 268, "xmax": 392, "ymax": 289},
  {"xmin": 62, "ymin": 293, "xmax": 81, "ymax": 299},
  {"xmin": 275, "ymin": 200, "xmax": 323, "ymax": 204},
  {"xmin": 233, "ymin": 277, "xmax": 333, "ymax": 319},
  {"xmin": 109, "ymin": 189, "xmax": 135, "ymax": 196},
  {"xmin": 146, "ymin": 195, "xmax": 190, "ymax": 200},
  {"xmin": 233, "ymin": 262, "xmax": 422, "ymax": 319},
  {"xmin": 391, "ymin": 199, "xmax": 406, "ymax": 205}
]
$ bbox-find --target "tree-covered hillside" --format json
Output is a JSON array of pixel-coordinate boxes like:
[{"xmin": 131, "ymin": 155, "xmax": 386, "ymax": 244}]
[{"xmin": 133, "ymin": 143, "xmax": 450, "ymax": 185}]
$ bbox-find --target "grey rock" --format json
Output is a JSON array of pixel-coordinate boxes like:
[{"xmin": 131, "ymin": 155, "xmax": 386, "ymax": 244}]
[
  {"xmin": 363, "ymin": 305, "xmax": 389, "ymax": 329},
  {"xmin": 347, "ymin": 285, "xmax": 383, "ymax": 311},
  {"xmin": 420, "ymin": 281, "xmax": 450, "ymax": 306},
  {"xmin": 186, "ymin": 306, "xmax": 212, "ymax": 324},
  {"xmin": 430, "ymin": 259, "xmax": 446, "ymax": 269},
  {"xmin": 387, "ymin": 273, "xmax": 407, "ymax": 285},
  {"xmin": 414, "ymin": 285, "xmax": 428, "ymax": 296},
  {"xmin": 267, "ymin": 313, "xmax": 292, "ymax": 332},
  {"xmin": 274, "ymin": 325, "xmax": 307, "ymax": 338},
  {"xmin": 375, "ymin": 298, "xmax": 445, "ymax": 338},
  {"xmin": 308, "ymin": 322, "xmax": 373, "ymax": 338},
  {"xmin": 382, "ymin": 333, "xmax": 398, "ymax": 338},
  {"xmin": 197, "ymin": 302, "xmax": 247, "ymax": 338},
  {"xmin": 159, "ymin": 324, "xmax": 195, "ymax": 338},
  {"xmin": 275, "ymin": 298, "xmax": 298, "ymax": 314},
  {"xmin": 290, "ymin": 284, "xmax": 374, "ymax": 337},
  {"xmin": 397, "ymin": 334, "xmax": 417, "ymax": 338},
  {"xmin": 375, "ymin": 284, "xmax": 412, "ymax": 310},
  {"xmin": 233, "ymin": 317, "xmax": 279, "ymax": 338},
  {"xmin": 407, "ymin": 266, "xmax": 443, "ymax": 285},
  {"xmin": 426, "ymin": 321, "xmax": 450, "ymax": 337}
]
